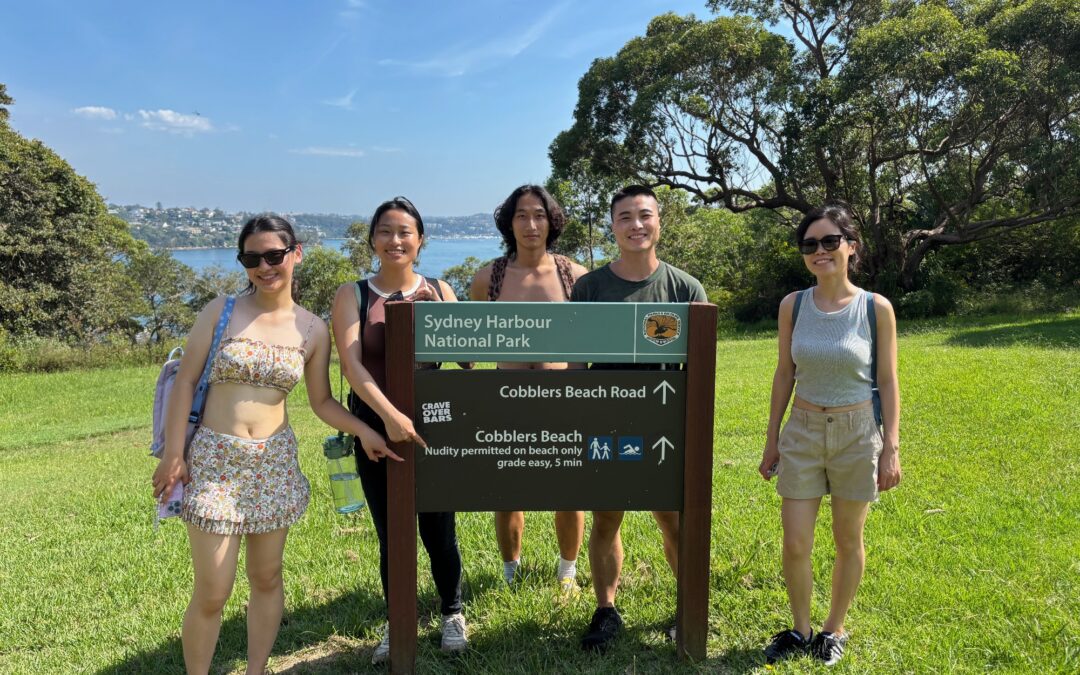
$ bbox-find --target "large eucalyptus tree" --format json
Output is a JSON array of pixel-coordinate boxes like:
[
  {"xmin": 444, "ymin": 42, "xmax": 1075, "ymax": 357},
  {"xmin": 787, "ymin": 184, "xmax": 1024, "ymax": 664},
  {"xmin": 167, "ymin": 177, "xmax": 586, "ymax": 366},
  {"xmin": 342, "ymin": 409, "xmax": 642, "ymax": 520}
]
[{"xmin": 551, "ymin": 1, "xmax": 1080, "ymax": 291}]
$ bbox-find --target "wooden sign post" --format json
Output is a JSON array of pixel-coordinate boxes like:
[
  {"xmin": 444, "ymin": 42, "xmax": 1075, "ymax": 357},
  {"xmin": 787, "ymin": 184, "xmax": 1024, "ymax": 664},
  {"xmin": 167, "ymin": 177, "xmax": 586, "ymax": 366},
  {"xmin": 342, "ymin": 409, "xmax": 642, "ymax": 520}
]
[{"xmin": 385, "ymin": 301, "xmax": 717, "ymax": 673}]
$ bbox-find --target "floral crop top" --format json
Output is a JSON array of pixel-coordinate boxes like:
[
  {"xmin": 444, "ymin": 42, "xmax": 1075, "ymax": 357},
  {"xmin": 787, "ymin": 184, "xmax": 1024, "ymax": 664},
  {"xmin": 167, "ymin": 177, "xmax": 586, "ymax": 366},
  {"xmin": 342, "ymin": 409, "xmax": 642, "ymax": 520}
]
[{"xmin": 208, "ymin": 316, "xmax": 315, "ymax": 394}]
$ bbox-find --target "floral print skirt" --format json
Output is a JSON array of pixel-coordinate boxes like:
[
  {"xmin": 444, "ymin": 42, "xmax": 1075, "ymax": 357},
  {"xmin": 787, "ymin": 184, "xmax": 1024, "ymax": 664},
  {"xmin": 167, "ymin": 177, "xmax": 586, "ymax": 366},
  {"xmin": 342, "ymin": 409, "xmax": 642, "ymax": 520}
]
[{"xmin": 182, "ymin": 425, "xmax": 310, "ymax": 535}]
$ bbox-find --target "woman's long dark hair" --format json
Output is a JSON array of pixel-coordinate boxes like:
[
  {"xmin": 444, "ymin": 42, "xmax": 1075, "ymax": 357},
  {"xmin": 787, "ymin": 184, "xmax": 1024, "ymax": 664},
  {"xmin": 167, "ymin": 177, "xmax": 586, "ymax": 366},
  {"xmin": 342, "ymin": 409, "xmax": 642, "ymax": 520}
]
[{"xmin": 237, "ymin": 215, "xmax": 301, "ymax": 298}]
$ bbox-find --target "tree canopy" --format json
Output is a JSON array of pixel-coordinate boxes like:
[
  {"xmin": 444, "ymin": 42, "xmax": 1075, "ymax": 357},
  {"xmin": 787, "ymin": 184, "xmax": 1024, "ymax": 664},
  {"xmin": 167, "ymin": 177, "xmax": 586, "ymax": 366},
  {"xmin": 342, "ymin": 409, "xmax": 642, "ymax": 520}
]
[
  {"xmin": 0, "ymin": 91, "xmax": 141, "ymax": 338},
  {"xmin": 551, "ymin": 0, "xmax": 1080, "ymax": 291}
]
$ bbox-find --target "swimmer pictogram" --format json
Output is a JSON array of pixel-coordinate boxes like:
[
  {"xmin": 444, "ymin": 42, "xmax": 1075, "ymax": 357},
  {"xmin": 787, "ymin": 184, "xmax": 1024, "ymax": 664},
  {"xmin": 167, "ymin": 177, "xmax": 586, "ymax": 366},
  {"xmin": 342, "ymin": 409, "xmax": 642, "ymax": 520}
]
[{"xmin": 617, "ymin": 436, "xmax": 644, "ymax": 461}]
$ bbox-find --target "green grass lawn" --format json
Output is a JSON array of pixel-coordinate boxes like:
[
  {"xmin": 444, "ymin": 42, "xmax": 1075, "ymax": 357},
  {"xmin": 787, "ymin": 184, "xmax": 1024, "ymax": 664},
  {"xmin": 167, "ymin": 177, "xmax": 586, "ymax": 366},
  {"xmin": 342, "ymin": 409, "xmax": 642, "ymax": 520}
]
[{"xmin": 1, "ymin": 314, "xmax": 1077, "ymax": 674}]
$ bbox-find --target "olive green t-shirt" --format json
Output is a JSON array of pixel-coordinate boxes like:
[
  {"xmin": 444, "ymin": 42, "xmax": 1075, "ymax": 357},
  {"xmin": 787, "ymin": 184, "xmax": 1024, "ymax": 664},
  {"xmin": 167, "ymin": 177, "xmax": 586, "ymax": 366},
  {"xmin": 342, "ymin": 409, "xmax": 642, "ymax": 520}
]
[
  {"xmin": 571, "ymin": 261, "xmax": 706, "ymax": 370},
  {"xmin": 570, "ymin": 260, "xmax": 707, "ymax": 304}
]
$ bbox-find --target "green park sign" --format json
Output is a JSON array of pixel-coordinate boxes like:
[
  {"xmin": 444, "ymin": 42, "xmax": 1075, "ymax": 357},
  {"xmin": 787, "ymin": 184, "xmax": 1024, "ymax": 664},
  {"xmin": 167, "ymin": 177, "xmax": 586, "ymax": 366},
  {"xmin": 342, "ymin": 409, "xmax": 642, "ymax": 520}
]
[
  {"xmin": 415, "ymin": 370, "xmax": 687, "ymax": 512},
  {"xmin": 414, "ymin": 302, "xmax": 690, "ymax": 363},
  {"xmin": 383, "ymin": 300, "xmax": 717, "ymax": 673}
]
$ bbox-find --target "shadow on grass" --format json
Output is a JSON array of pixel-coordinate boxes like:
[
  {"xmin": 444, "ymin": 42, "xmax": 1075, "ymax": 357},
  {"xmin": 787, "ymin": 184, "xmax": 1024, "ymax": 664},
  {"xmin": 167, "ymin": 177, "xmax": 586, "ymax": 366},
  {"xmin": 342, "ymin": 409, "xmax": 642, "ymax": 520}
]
[
  {"xmin": 97, "ymin": 585, "xmax": 385, "ymax": 675},
  {"xmin": 944, "ymin": 316, "xmax": 1080, "ymax": 349},
  {"xmin": 98, "ymin": 564, "xmax": 764, "ymax": 674},
  {"xmin": 96, "ymin": 568, "xmax": 495, "ymax": 674}
]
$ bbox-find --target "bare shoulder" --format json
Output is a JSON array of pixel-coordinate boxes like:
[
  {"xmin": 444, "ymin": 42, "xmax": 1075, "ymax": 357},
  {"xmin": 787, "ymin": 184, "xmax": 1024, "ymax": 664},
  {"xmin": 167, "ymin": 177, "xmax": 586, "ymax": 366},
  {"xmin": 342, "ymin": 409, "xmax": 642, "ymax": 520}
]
[
  {"xmin": 870, "ymin": 292, "xmax": 896, "ymax": 326},
  {"xmin": 568, "ymin": 261, "xmax": 590, "ymax": 281},
  {"xmin": 469, "ymin": 263, "xmax": 493, "ymax": 300},
  {"xmin": 200, "ymin": 294, "xmax": 228, "ymax": 317},
  {"xmin": 334, "ymin": 280, "xmax": 360, "ymax": 301},
  {"xmin": 297, "ymin": 305, "xmax": 329, "ymax": 333},
  {"xmin": 194, "ymin": 295, "xmax": 230, "ymax": 327},
  {"xmin": 436, "ymin": 279, "xmax": 459, "ymax": 301},
  {"xmin": 871, "ymin": 292, "xmax": 894, "ymax": 313},
  {"xmin": 472, "ymin": 262, "xmax": 493, "ymax": 283}
]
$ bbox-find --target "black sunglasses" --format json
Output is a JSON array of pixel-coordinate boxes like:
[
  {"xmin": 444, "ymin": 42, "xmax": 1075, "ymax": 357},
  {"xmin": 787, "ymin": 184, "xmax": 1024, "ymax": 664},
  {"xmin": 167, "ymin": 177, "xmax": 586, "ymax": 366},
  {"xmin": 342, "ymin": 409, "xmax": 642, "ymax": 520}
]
[
  {"xmin": 798, "ymin": 234, "xmax": 849, "ymax": 255},
  {"xmin": 237, "ymin": 246, "xmax": 296, "ymax": 269}
]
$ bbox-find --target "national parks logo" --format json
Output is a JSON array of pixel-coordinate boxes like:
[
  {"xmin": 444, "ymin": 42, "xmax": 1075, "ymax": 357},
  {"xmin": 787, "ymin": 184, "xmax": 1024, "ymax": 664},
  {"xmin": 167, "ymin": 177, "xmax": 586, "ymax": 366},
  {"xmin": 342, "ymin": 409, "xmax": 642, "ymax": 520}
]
[{"xmin": 642, "ymin": 311, "xmax": 681, "ymax": 346}]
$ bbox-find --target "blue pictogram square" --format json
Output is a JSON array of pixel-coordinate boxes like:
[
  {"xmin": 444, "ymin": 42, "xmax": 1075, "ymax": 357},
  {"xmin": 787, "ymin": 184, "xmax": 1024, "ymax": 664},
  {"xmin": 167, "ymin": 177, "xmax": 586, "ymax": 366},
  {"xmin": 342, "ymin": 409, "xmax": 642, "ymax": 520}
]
[
  {"xmin": 588, "ymin": 436, "xmax": 613, "ymax": 461},
  {"xmin": 617, "ymin": 436, "xmax": 644, "ymax": 461}
]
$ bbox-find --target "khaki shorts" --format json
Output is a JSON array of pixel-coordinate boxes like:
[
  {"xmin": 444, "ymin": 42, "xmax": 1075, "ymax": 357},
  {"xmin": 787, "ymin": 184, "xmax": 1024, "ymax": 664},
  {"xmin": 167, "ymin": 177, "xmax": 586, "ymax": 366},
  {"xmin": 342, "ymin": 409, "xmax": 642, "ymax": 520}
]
[{"xmin": 777, "ymin": 406, "xmax": 883, "ymax": 502}]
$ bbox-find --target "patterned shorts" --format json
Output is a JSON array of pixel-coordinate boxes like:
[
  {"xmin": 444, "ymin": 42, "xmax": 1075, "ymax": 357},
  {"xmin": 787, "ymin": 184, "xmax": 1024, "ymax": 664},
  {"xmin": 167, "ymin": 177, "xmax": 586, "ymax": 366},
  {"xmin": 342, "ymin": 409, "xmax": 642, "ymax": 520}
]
[{"xmin": 182, "ymin": 426, "xmax": 310, "ymax": 535}]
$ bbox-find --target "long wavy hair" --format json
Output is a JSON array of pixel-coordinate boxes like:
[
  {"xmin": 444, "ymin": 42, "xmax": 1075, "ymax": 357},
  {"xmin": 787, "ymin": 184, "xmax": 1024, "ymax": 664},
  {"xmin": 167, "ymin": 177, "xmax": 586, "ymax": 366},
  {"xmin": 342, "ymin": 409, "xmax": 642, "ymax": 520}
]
[{"xmin": 493, "ymin": 185, "xmax": 565, "ymax": 256}]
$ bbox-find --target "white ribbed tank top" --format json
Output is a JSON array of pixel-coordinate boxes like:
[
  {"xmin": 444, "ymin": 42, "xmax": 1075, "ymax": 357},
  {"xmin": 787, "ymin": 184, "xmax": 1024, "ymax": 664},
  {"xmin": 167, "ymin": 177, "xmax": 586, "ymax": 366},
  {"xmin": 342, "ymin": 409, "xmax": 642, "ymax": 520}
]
[{"xmin": 791, "ymin": 287, "xmax": 873, "ymax": 407}]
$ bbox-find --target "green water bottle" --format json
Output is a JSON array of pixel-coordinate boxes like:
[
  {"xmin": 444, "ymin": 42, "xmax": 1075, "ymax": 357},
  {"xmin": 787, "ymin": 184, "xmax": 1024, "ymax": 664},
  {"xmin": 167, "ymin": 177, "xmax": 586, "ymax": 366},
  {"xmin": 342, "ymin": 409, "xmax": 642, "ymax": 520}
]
[{"xmin": 323, "ymin": 433, "xmax": 364, "ymax": 514}]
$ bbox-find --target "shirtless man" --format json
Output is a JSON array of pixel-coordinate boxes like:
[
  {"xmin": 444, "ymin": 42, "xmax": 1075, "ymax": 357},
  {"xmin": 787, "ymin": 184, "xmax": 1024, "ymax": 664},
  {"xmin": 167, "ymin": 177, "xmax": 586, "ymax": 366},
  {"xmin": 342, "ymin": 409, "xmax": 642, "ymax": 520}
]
[{"xmin": 470, "ymin": 184, "xmax": 589, "ymax": 592}]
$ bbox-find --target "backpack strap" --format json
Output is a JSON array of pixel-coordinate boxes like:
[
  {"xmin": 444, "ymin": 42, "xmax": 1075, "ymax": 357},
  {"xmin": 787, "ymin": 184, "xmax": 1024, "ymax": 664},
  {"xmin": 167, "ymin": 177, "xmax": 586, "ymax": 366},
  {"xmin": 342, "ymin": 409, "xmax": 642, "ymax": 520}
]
[
  {"xmin": 354, "ymin": 279, "xmax": 370, "ymax": 341},
  {"xmin": 553, "ymin": 254, "xmax": 575, "ymax": 300},
  {"xmin": 189, "ymin": 296, "xmax": 235, "ymax": 425},
  {"xmin": 866, "ymin": 291, "xmax": 882, "ymax": 425},
  {"xmin": 791, "ymin": 289, "xmax": 806, "ymax": 332},
  {"xmin": 488, "ymin": 255, "xmax": 509, "ymax": 301}
]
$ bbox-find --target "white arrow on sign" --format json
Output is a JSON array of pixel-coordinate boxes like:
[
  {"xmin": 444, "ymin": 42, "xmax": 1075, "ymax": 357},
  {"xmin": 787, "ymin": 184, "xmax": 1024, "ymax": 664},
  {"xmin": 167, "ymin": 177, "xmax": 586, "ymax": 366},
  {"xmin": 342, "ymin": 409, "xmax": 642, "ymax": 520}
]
[
  {"xmin": 653, "ymin": 380, "xmax": 675, "ymax": 405},
  {"xmin": 652, "ymin": 436, "xmax": 674, "ymax": 465}
]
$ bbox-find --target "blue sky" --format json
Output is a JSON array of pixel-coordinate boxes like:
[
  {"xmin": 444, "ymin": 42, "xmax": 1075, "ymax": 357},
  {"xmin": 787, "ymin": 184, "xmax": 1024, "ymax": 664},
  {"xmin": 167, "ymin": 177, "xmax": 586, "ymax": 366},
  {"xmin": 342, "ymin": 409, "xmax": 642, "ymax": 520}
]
[{"xmin": 2, "ymin": 0, "xmax": 712, "ymax": 216}]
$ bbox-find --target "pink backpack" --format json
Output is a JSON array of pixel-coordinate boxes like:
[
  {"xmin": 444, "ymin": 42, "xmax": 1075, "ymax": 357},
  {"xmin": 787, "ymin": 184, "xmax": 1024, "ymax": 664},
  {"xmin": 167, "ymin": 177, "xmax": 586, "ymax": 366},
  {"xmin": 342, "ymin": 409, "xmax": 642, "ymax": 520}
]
[{"xmin": 150, "ymin": 298, "xmax": 235, "ymax": 525}]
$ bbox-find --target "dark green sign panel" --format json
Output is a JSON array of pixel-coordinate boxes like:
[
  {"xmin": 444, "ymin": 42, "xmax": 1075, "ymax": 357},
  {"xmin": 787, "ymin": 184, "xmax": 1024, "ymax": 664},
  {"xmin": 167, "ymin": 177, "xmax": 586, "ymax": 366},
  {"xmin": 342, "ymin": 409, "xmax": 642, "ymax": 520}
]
[
  {"xmin": 414, "ymin": 302, "xmax": 690, "ymax": 363},
  {"xmin": 414, "ymin": 370, "xmax": 687, "ymax": 511}
]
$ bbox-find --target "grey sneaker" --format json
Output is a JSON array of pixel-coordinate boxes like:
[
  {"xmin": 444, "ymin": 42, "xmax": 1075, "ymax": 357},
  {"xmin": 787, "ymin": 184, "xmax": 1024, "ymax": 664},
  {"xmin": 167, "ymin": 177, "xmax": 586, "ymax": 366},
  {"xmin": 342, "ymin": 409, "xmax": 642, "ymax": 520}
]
[
  {"xmin": 371, "ymin": 623, "xmax": 390, "ymax": 665},
  {"xmin": 811, "ymin": 631, "xmax": 848, "ymax": 666},
  {"xmin": 440, "ymin": 612, "xmax": 468, "ymax": 652}
]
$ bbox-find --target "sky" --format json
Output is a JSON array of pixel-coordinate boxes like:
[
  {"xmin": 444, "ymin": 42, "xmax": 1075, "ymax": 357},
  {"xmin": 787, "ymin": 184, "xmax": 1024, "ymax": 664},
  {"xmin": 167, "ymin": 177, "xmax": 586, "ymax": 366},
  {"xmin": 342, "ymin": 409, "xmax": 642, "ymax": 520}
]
[{"xmin": 1, "ymin": 0, "xmax": 714, "ymax": 216}]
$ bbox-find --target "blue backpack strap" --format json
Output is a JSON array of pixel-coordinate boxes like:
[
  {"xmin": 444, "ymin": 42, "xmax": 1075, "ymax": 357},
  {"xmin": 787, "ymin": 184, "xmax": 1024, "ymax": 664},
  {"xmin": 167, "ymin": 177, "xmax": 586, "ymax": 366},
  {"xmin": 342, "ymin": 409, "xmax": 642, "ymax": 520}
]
[
  {"xmin": 189, "ymin": 296, "xmax": 235, "ymax": 425},
  {"xmin": 866, "ymin": 292, "xmax": 882, "ymax": 425}
]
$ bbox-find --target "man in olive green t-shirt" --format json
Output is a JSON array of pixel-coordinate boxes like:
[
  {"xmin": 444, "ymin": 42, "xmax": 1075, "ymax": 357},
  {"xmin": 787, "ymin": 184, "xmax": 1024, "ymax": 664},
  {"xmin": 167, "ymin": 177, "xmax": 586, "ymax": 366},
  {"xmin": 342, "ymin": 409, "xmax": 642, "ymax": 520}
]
[{"xmin": 571, "ymin": 185, "xmax": 706, "ymax": 652}]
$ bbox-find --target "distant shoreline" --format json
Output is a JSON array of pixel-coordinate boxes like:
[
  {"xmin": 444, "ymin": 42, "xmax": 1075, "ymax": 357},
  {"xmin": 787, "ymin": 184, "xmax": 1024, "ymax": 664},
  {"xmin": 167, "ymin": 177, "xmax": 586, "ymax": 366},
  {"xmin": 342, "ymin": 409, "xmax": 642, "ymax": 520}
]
[{"xmin": 165, "ymin": 235, "xmax": 502, "ymax": 251}]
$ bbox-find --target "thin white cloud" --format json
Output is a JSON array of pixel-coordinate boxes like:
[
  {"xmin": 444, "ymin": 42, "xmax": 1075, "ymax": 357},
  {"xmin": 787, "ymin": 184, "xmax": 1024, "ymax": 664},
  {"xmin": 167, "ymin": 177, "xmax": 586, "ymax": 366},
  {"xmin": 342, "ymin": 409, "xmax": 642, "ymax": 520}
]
[
  {"xmin": 138, "ymin": 109, "xmax": 214, "ymax": 135},
  {"xmin": 339, "ymin": 0, "xmax": 367, "ymax": 21},
  {"xmin": 380, "ymin": 1, "xmax": 568, "ymax": 77},
  {"xmin": 322, "ymin": 89, "xmax": 357, "ymax": 109},
  {"xmin": 73, "ymin": 106, "xmax": 117, "ymax": 120},
  {"xmin": 289, "ymin": 146, "xmax": 366, "ymax": 158}
]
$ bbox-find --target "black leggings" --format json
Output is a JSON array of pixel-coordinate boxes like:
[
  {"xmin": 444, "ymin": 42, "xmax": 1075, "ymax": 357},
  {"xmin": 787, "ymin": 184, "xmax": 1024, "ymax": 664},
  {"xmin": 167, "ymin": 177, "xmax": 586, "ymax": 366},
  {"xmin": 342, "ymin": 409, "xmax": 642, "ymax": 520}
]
[{"xmin": 352, "ymin": 396, "xmax": 463, "ymax": 616}]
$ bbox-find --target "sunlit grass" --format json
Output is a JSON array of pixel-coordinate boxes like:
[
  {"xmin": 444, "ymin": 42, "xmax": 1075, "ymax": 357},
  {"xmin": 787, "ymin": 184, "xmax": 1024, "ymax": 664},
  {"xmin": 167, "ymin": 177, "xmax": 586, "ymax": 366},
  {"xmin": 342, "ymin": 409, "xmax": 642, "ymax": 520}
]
[{"xmin": 0, "ymin": 314, "xmax": 1077, "ymax": 673}]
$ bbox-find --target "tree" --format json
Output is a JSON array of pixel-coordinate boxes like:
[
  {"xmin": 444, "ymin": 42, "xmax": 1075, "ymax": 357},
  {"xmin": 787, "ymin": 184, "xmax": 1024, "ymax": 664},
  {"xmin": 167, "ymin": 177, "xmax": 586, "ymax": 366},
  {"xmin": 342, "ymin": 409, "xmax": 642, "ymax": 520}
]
[
  {"xmin": 294, "ymin": 246, "xmax": 354, "ymax": 319},
  {"xmin": 545, "ymin": 162, "xmax": 621, "ymax": 268},
  {"xmin": 0, "ymin": 84, "xmax": 12, "ymax": 121},
  {"xmin": 441, "ymin": 256, "xmax": 487, "ymax": 299},
  {"xmin": 551, "ymin": 1, "xmax": 1080, "ymax": 292},
  {"xmin": 125, "ymin": 243, "xmax": 195, "ymax": 343},
  {"xmin": 342, "ymin": 219, "xmax": 376, "ymax": 276},
  {"xmin": 0, "ymin": 86, "xmax": 142, "ymax": 338},
  {"xmin": 188, "ymin": 264, "xmax": 246, "ymax": 314}
]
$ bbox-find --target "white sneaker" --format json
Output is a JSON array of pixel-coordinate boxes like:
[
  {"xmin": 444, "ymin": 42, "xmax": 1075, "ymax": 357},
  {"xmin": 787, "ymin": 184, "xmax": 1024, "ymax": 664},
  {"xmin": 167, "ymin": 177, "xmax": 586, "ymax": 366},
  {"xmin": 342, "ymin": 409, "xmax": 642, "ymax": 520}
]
[
  {"xmin": 371, "ymin": 623, "xmax": 390, "ymax": 665},
  {"xmin": 440, "ymin": 612, "xmax": 468, "ymax": 652}
]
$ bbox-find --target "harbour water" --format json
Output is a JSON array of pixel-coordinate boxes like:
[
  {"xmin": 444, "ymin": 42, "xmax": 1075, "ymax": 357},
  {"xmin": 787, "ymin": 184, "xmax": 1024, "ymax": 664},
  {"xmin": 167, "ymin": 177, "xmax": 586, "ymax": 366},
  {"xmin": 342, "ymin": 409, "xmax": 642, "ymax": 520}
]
[{"xmin": 170, "ymin": 237, "xmax": 505, "ymax": 279}]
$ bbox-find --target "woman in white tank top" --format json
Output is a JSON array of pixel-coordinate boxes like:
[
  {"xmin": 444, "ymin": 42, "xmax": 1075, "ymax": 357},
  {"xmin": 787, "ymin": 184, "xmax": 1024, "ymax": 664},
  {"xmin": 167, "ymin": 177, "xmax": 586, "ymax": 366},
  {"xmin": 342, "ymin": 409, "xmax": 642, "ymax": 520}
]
[{"xmin": 759, "ymin": 203, "xmax": 902, "ymax": 666}]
